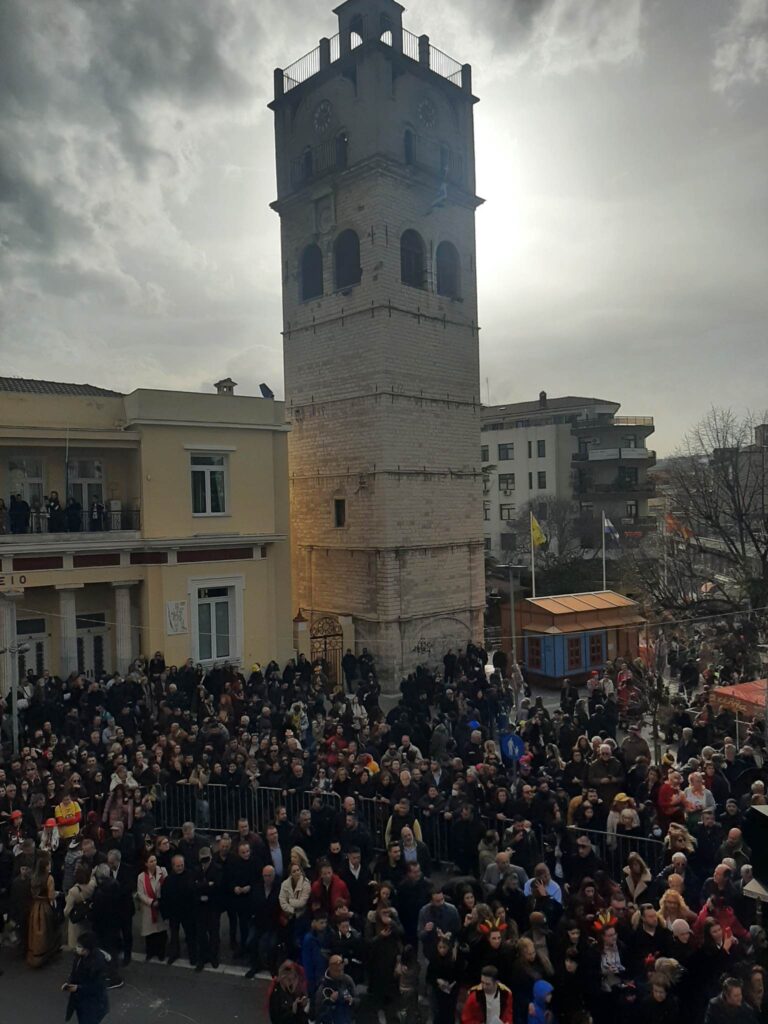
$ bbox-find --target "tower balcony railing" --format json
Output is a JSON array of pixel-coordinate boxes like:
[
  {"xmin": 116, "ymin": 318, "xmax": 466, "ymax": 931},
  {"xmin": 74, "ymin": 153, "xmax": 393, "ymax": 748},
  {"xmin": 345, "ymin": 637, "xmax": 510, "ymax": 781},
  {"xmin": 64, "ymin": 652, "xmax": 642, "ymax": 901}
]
[{"xmin": 278, "ymin": 24, "xmax": 469, "ymax": 98}]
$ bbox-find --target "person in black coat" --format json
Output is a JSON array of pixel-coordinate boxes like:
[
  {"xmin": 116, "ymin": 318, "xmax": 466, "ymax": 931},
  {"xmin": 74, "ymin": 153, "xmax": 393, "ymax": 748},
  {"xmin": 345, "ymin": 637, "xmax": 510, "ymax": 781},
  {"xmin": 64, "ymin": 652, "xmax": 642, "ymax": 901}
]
[
  {"xmin": 329, "ymin": 918, "xmax": 366, "ymax": 985},
  {"xmin": 229, "ymin": 841, "xmax": 259, "ymax": 956},
  {"xmin": 450, "ymin": 804, "xmax": 484, "ymax": 875},
  {"xmin": 62, "ymin": 932, "xmax": 109, "ymax": 1024},
  {"xmin": 104, "ymin": 849, "xmax": 135, "ymax": 965},
  {"xmin": 246, "ymin": 864, "xmax": 281, "ymax": 977},
  {"xmin": 628, "ymin": 905, "xmax": 672, "ymax": 973},
  {"xmin": 89, "ymin": 865, "xmax": 124, "ymax": 990},
  {"xmin": 704, "ymin": 977, "xmax": 760, "ymax": 1024},
  {"xmin": 268, "ymin": 960, "xmax": 310, "ymax": 1024},
  {"xmin": 396, "ymin": 863, "xmax": 432, "ymax": 945},
  {"xmin": 636, "ymin": 973, "xmax": 681, "ymax": 1024},
  {"xmin": 159, "ymin": 853, "xmax": 196, "ymax": 965},
  {"xmin": 689, "ymin": 919, "xmax": 742, "ymax": 1020},
  {"xmin": 191, "ymin": 846, "xmax": 223, "ymax": 971},
  {"xmin": 339, "ymin": 848, "xmax": 372, "ymax": 919}
]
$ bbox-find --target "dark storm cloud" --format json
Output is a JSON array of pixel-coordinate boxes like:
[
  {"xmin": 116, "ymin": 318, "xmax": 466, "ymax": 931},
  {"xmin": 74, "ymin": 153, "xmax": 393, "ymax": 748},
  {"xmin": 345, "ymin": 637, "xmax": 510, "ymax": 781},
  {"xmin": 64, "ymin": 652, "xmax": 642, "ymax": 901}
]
[
  {"xmin": 0, "ymin": 0, "xmax": 767, "ymax": 450},
  {"xmin": 0, "ymin": 0, "xmax": 263, "ymax": 298}
]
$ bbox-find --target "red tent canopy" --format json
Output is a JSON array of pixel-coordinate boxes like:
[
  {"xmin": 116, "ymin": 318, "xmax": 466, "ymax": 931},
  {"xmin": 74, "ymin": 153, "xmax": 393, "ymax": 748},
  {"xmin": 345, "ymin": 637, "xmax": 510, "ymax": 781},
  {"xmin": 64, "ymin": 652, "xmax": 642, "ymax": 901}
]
[{"xmin": 711, "ymin": 681, "xmax": 767, "ymax": 716}]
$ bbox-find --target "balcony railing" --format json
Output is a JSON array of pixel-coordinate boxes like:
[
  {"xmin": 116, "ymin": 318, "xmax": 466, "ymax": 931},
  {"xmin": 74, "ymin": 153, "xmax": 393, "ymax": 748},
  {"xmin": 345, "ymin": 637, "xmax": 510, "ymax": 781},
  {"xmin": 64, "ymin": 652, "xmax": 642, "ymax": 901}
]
[
  {"xmin": 572, "ymin": 448, "xmax": 656, "ymax": 462},
  {"xmin": 572, "ymin": 414, "xmax": 654, "ymax": 430},
  {"xmin": 2, "ymin": 507, "xmax": 141, "ymax": 538},
  {"xmin": 613, "ymin": 416, "xmax": 654, "ymax": 427},
  {"xmin": 279, "ymin": 24, "xmax": 467, "ymax": 97},
  {"xmin": 291, "ymin": 136, "xmax": 347, "ymax": 187},
  {"xmin": 575, "ymin": 480, "xmax": 656, "ymax": 496}
]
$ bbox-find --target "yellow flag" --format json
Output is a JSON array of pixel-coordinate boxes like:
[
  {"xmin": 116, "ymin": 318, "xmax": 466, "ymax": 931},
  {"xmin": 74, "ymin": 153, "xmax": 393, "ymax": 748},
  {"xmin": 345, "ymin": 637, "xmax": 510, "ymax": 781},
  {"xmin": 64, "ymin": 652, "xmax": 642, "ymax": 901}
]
[{"xmin": 530, "ymin": 513, "xmax": 546, "ymax": 548}]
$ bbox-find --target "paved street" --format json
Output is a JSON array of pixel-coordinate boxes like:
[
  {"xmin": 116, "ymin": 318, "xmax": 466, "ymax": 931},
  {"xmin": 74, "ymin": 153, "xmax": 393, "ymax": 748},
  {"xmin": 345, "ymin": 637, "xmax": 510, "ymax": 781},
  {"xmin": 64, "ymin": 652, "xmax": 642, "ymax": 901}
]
[{"xmin": 0, "ymin": 955, "xmax": 270, "ymax": 1024}]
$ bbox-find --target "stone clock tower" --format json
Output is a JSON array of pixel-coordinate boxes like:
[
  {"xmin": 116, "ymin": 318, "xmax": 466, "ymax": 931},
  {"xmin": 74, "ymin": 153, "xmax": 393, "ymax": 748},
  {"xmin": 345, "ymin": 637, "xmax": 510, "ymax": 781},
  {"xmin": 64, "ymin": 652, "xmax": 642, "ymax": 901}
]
[{"xmin": 270, "ymin": 0, "xmax": 485, "ymax": 687}]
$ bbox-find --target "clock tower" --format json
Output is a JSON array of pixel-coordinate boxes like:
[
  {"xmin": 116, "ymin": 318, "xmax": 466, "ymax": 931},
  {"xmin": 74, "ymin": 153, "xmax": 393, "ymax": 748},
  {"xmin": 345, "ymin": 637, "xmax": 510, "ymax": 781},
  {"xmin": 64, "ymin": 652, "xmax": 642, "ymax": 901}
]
[{"xmin": 270, "ymin": 0, "xmax": 485, "ymax": 687}]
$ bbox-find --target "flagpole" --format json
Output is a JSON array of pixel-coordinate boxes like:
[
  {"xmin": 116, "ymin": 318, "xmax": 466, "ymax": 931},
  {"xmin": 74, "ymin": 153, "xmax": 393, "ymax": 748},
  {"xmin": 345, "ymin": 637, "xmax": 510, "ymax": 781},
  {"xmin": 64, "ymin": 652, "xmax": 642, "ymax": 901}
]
[
  {"xmin": 530, "ymin": 512, "xmax": 537, "ymax": 598},
  {"xmin": 601, "ymin": 509, "xmax": 607, "ymax": 591}
]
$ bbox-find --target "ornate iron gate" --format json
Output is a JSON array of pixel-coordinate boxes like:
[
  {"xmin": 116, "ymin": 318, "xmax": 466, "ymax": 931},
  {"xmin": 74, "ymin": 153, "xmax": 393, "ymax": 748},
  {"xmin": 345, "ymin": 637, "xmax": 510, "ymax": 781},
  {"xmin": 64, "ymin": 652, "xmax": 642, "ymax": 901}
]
[{"xmin": 310, "ymin": 616, "xmax": 344, "ymax": 685}]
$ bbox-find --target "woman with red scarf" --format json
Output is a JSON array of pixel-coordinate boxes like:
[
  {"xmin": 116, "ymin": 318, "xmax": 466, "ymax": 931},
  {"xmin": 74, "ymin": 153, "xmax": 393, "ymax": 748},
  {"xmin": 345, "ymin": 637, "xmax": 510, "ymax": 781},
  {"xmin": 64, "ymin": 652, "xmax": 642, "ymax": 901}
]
[{"xmin": 136, "ymin": 853, "xmax": 168, "ymax": 961}]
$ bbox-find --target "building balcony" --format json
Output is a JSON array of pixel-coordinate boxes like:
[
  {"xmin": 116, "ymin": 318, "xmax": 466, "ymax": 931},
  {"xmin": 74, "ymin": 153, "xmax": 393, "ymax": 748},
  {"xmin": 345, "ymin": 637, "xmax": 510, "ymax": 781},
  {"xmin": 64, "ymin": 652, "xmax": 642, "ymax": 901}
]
[
  {"xmin": 1, "ymin": 506, "xmax": 141, "ymax": 547},
  {"xmin": 572, "ymin": 415, "xmax": 654, "ymax": 437},
  {"xmin": 575, "ymin": 479, "xmax": 656, "ymax": 498},
  {"xmin": 572, "ymin": 448, "xmax": 656, "ymax": 466}
]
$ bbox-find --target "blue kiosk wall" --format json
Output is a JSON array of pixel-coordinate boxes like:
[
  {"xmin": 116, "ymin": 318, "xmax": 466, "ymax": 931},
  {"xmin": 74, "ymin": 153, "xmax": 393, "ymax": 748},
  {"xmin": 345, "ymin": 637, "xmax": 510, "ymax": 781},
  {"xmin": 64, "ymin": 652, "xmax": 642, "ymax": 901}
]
[{"xmin": 524, "ymin": 630, "xmax": 607, "ymax": 682}]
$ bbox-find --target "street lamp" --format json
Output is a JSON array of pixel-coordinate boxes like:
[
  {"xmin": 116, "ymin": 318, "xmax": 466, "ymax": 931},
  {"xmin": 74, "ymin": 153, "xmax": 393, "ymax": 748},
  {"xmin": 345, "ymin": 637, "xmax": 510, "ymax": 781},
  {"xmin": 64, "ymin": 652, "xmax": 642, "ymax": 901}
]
[{"xmin": 0, "ymin": 641, "xmax": 30, "ymax": 755}]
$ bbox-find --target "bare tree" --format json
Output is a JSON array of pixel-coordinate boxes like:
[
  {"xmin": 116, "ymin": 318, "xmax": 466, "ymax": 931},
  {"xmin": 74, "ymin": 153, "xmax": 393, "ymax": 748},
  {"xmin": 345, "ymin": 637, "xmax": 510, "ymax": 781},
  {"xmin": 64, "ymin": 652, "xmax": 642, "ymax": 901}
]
[
  {"xmin": 511, "ymin": 497, "xmax": 602, "ymax": 595},
  {"xmin": 664, "ymin": 408, "xmax": 768, "ymax": 607}
]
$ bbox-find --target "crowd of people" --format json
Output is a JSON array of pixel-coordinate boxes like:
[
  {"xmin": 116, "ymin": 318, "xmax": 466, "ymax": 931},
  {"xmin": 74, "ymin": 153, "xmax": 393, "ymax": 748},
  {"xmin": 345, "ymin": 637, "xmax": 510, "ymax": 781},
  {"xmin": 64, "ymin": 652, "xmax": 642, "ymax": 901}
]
[
  {"xmin": 0, "ymin": 626, "xmax": 766, "ymax": 1024},
  {"xmin": 0, "ymin": 491, "xmax": 108, "ymax": 534}
]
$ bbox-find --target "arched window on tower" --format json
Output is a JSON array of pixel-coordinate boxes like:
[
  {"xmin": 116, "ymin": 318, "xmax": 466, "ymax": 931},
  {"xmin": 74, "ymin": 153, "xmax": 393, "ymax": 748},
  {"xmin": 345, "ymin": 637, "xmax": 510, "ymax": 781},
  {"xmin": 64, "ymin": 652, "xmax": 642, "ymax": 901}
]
[
  {"xmin": 350, "ymin": 15, "xmax": 364, "ymax": 49},
  {"xmin": 334, "ymin": 229, "xmax": 362, "ymax": 290},
  {"xmin": 380, "ymin": 29, "xmax": 393, "ymax": 45},
  {"xmin": 404, "ymin": 129, "xmax": 414, "ymax": 166},
  {"xmin": 336, "ymin": 131, "xmax": 349, "ymax": 170},
  {"xmin": 300, "ymin": 244, "xmax": 323, "ymax": 302},
  {"xmin": 436, "ymin": 241, "xmax": 461, "ymax": 299},
  {"xmin": 401, "ymin": 230, "xmax": 427, "ymax": 289}
]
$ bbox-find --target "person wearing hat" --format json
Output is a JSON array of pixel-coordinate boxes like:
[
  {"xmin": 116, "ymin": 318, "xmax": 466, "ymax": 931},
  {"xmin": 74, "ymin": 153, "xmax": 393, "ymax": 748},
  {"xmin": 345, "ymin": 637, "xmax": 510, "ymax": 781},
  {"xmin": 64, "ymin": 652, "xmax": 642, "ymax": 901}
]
[
  {"xmin": 4, "ymin": 808, "xmax": 31, "ymax": 850},
  {"xmin": 192, "ymin": 845, "xmax": 223, "ymax": 971},
  {"xmin": 620, "ymin": 723, "xmax": 651, "ymax": 764},
  {"xmin": 39, "ymin": 817, "xmax": 60, "ymax": 854},
  {"xmin": 62, "ymin": 931, "xmax": 109, "ymax": 1024}
]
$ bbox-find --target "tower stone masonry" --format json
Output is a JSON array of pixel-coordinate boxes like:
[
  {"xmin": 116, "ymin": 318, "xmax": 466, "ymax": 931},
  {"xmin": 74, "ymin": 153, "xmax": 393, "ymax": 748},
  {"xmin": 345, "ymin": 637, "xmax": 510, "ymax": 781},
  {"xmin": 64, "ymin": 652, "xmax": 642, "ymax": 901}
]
[{"xmin": 270, "ymin": 0, "xmax": 485, "ymax": 688}]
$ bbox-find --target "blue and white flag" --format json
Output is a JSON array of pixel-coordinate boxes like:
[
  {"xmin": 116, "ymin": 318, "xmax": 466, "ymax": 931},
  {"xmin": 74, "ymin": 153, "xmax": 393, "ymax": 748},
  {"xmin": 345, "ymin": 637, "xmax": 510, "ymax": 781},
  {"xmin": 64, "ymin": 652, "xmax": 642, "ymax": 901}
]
[{"xmin": 604, "ymin": 516, "xmax": 620, "ymax": 543}]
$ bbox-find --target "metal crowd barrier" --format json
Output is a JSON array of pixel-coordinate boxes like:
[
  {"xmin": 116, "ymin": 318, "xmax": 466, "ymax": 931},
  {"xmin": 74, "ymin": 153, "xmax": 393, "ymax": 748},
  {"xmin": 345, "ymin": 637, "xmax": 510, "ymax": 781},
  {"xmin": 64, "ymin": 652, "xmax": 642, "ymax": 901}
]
[
  {"xmin": 355, "ymin": 794, "xmax": 457, "ymax": 867},
  {"xmin": 565, "ymin": 824, "xmax": 666, "ymax": 877},
  {"xmin": 154, "ymin": 783, "xmax": 340, "ymax": 835}
]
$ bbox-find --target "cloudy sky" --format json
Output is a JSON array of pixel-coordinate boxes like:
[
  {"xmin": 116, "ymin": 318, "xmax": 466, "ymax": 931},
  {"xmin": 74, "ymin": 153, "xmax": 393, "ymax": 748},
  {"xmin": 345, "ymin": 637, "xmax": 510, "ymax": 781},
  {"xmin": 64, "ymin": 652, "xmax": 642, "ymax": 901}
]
[{"xmin": 1, "ymin": 0, "xmax": 767, "ymax": 453}]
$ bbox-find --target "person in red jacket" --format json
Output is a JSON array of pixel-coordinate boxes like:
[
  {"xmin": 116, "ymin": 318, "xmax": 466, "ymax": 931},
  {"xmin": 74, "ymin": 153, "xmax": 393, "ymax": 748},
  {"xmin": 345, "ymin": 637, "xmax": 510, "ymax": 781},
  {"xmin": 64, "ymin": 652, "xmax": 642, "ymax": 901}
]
[
  {"xmin": 657, "ymin": 770, "xmax": 685, "ymax": 830},
  {"xmin": 310, "ymin": 859, "xmax": 350, "ymax": 916},
  {"xmin": 462, "ymin": 965, "xmax": 514, "ymax": 1024}
]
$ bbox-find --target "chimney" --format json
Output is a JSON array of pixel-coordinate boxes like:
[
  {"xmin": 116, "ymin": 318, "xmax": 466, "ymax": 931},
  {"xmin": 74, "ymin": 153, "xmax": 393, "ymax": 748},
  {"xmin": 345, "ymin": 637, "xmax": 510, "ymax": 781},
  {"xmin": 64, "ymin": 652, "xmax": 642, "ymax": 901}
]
[
  {"xmin": 539, "ymin": 390, "xmax": 547, "ymax": 408},
  {"xmin": 214, "ymin": 377, "xmax": 237, "ymax": 396},
  {"xmin": 756, "ymin": 424, "xmax": 768, "ymax": 447}
]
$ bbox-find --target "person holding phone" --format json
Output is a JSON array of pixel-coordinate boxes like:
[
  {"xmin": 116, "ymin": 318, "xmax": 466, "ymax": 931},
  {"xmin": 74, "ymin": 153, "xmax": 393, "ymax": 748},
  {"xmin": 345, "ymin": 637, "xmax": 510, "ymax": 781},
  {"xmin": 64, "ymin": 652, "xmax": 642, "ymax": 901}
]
[
  {"xmin": 62, "ymin": 932, "xmax": 109, "ymax": 1024},
  {"xmin": 269, "ymin": 959, "xmax": 310, "ymax": 1024}
]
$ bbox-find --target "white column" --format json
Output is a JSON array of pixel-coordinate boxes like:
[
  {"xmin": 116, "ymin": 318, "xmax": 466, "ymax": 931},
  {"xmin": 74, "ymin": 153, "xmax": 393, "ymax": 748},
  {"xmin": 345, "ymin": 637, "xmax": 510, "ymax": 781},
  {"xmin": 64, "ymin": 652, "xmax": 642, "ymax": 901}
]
[
  {"xmin": 112, "ymin": 582, "xmax": 138, "ymax": 674},
  {"xmin": 56, "ymin": 586, "xmax": 80, "ymax": 677},
  {"xmin": 0, "ymin": 593, "xmax": 20, "ymax": 698}
]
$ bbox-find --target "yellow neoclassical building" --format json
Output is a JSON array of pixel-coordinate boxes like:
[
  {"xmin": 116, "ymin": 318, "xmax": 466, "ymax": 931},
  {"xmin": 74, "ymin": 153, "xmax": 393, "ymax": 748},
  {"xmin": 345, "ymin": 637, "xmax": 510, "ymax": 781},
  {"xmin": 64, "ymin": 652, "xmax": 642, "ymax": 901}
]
[{"xmin": 0, "ymin": 377, "xmax": 293, "ymax": 692}]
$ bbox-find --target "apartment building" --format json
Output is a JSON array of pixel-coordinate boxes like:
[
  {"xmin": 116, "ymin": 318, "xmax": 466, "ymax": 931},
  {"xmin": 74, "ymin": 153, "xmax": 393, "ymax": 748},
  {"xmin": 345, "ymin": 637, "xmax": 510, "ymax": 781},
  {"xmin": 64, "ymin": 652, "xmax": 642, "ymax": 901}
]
[
  {"xmin": 481, "ymin": 392, "xmax": 656, "ymax": 560},
  {"xmin": 0, "ymin": 377, "xmax": 292, "ymax": 692}
]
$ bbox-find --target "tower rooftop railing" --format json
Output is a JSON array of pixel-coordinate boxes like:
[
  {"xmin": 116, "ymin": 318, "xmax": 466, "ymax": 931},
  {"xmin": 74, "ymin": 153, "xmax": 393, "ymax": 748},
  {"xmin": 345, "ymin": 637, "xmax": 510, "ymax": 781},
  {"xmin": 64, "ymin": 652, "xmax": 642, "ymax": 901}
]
[{"xmin": 278, "ymin": 25, "xmax": 469, "ymax": 97}]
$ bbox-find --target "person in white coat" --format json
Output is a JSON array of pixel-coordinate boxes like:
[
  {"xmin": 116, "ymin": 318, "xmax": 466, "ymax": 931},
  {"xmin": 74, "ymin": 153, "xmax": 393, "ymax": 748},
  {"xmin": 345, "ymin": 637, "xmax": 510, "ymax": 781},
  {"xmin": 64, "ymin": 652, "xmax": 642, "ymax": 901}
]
[
  {"xmin": 279, "ymin": 862, "xmax": 311, "ymax": 949},
  {"xmin": 136, "ymin": 853, "xmax": 168, "ymax": 961}
]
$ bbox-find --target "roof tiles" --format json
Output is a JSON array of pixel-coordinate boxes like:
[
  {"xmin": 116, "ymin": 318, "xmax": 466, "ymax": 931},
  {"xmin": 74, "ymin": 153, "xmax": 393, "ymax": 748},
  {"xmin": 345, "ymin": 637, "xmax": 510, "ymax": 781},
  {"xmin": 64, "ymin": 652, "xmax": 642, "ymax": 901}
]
[{"xmin": 0, "ymin": 377, "xmax": 122, "ymax": 398}]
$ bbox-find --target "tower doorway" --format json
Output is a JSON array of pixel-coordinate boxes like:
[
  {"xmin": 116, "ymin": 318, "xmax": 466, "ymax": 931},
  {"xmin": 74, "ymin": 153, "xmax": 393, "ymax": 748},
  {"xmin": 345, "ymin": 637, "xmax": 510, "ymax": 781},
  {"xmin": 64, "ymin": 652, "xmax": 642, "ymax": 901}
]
[{"xmin": 310, "ymin": 616, "xmax": 343, "ymax": 685}]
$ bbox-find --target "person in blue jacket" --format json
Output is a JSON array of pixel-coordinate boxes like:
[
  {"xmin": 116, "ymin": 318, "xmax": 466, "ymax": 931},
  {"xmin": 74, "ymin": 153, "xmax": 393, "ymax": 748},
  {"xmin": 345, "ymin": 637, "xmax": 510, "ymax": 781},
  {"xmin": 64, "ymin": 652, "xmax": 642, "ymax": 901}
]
[
  {"xmin": 301, "ymin": 911, "xmax": 331, "ymax": 1007},
  {"xmin": 528, "ymin": 980, "xmax": 556, "ymax": 1024}
]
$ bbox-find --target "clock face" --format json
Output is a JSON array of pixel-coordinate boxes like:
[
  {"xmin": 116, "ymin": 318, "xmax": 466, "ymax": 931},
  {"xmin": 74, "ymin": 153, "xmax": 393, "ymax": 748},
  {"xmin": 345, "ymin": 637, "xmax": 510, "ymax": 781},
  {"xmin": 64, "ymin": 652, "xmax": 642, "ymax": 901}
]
[
  {"xmin": 313, "ymin": 100, "xmax": 333, "ymax": 136},
  {"xmin": 418, "ymin": 98, "xmax": 437, "ymax": 130}
]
